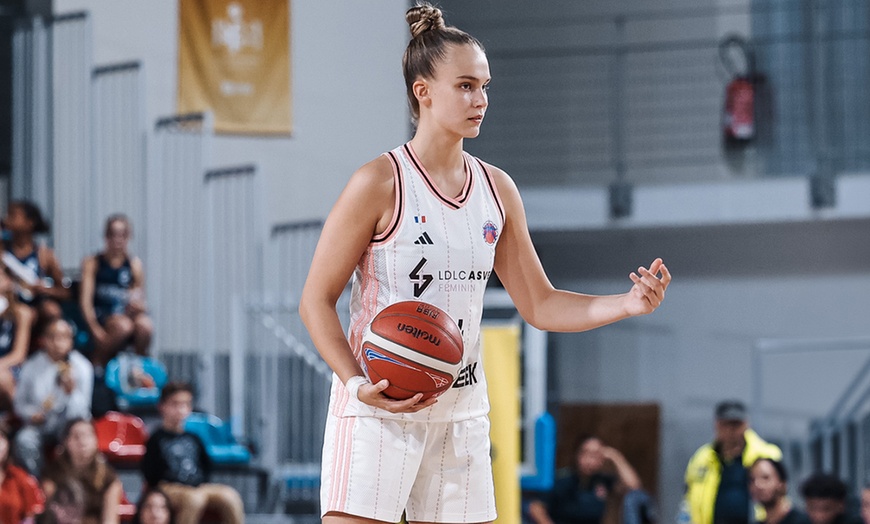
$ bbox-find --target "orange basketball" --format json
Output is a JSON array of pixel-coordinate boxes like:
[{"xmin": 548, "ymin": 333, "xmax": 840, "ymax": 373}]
[{"xmin": 361, "ymin": 301, "xmax": 464, "ymax": 401}]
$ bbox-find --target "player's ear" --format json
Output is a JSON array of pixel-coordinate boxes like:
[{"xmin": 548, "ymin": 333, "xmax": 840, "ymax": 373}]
[{"xmin": 413, "ymin": 80, "xmax": 430, "ymax": 108}]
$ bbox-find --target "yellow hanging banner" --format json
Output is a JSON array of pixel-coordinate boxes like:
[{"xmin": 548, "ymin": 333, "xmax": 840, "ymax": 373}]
[
  {"xmin": 178, "ymin": 0, "xmax": 292, "ymax": 134},
  {"xmin": 482, "ymin": 323, "xmax": 521, "ymax": 524}
]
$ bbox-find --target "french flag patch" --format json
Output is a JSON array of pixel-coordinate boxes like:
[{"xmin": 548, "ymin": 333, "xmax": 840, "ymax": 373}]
[{"xmin": 414, "ymin": 216, "xmax": 426, "ymax": 223}]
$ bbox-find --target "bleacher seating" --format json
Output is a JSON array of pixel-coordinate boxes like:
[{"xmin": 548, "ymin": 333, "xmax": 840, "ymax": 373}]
[
  {"xmin": 94, "ymin": 411, "xmax": 148, "ymax": 467},
  {"xmin": 184, "ymin": 412, "xmax": 252, "ymax": 466},
  {"xmin": 104, "ymin": 354, "xmax": 168, "ymax": 411}
]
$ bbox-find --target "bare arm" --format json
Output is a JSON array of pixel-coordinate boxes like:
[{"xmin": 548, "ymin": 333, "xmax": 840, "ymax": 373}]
[
  {"xmin": 603, "ymin": 446, "xmax": 642, "ymax": 491},
  {"xmin": 0, "ymin": 303, "xmax": 33, "ymax": 369},
  {"xmin": 36, "ymin": 247, "xmax": 71, "ymax": 301},
  {"xmin": 127, "ymin": 256, "xmax": 147, "ymax": 314},
  {"xmin": 299, "ymin": 156, "xmax": 436, "ymax": 414},
  {"xmin": 489, "ymin": 164, "xmax": 671, "ymax": 331},
  {"xmin": 102, "ymin": 479, "xmax": 122, "ymax": 524},
  {"xmin": 527, "ymin": 500, "xmax": 555, "ymax": 524},
  {"xmin": 79, "ymin": 256, "xmax": 106, "ymax": 339}
]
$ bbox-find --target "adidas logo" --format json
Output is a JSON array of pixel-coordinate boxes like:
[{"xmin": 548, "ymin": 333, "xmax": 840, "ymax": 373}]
[{"xmin": 414, "ymin": 232, "xmax": 434, "ymax": 245}]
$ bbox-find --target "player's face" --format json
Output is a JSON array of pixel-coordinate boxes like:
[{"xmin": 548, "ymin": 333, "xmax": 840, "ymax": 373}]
[
  {"xmin": 577, "ymin": 438, "xmax": 606, "ymax": 476},
  {"xmin": 424, "ymin": 44, "xmax": 490, "ymax": 139},
  {"xmin": 715, "ymin": 419, "xmax": 747, "ymax": 454},
  {"xmin": 105, "ymin": 220, "xmax": 130, "ymax": 252},
  {"xmin": 805, "ymin": 497, "xmax": 845, "ymax": 524},
  {"xmin": 139, "ymin": 492, "xmax": 172, "ymax": 524},
  {"xmin": 43, "ymin": 321, "xmax": 74, "ymax": 361},
  {"xmin": 748, "ymin": 461, "xmax": 783, "ymax": 506},
  {"xmin": 3, "ymin": 206, "xmax": 30, "ymax": 234},
  {"xmin": 160, "ymin": 391, "xmax": 193, "ymax": 430},
  {"xmin": 64, "ymin": 420, "xmax": 98, "ymax": 464}
]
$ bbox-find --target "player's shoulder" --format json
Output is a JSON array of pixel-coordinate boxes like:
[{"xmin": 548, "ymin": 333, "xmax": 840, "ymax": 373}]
[
  {"xmin": 473, "ymin": 158, "xmax": 521, "ymax": 208},
  {"xmin": 347, "ymin": 154, "xmax": 396, "ymax": 196}
]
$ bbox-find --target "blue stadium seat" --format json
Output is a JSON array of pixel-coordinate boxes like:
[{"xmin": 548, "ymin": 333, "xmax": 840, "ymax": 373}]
[
  {"xmin": 520, "ymin": 412, "xmax": 556, "ymax": 492},
  {"xmin": 104, "ymin": 354, "xmax": 168, "ymax": 410},
  {"xmin": 184, "ymin": 412, "xmax": 252, "ymax": 466}
]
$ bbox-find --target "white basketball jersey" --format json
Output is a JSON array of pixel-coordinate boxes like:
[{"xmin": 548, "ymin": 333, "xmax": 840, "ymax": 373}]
[{"xmin": 330, "ymin": 143, "xmax": 505, "ymax": 422}]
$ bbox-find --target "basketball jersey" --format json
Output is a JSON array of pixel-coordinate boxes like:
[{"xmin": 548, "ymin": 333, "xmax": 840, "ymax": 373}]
[
  {"xmin": 331, "ymin": 143, "xmax": 505, "ymax": 423},
  {"xmin": 93, "ymin": 253, "xmax": 133, "ymax": 316},
  {"xmin": 5, "ymin": 248, "xmax": 43, "ymax": 305}
]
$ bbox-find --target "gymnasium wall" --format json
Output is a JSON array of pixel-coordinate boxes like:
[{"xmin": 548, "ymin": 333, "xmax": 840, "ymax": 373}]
[{"xmin": 51, "ymin": 0, "xmax": 411, "ymax": 226}]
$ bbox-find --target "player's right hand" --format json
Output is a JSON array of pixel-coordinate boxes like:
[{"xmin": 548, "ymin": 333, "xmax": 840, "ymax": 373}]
[{"xmin": 359, "ymin": 379, "xmax": 438, "ymax": 413}]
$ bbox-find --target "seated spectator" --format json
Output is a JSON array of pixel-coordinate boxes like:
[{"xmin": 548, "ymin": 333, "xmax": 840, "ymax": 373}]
[
  {"xmin": 0, "ymin": 269, "xmax": 34, "ymax": 414},
  {"xmin": 79, "ymin": 214, "xmax": 153, "ymax": 369},
  {"xmin": 133, "ymin": 487, "xmax": 175, "ymax": 524},
  {"xmin": 527, "ymin": 435, "xmax": 651, "ymax": 524},
  {"xmin": 13, "ymin": 318, "xmax": 93, "ymax": 476},
  {"xmin": 0, "ymin": 425, "xmax": 44, "ymax": 524},
  {"xmin": 801, "ymin": 473, "xmax": 860, "ymax": 524},
  {"xmin": 749, "ymin": 458, "xmax": 809, "ymax": 524},
  {"xmin": 1, "ymin": 201, "xmax": 69, "ymax": 321},
  {"xmin": 142, "ymin": 382, "xmax": 244, "ymax": 524},
  {"xmin": 40, "ymin": 418, "xmax": 121, "ymax": 524}
]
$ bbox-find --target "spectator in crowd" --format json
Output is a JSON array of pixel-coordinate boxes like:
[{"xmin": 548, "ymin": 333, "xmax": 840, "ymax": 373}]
[
  {"xmin": 860, "ymin": 485, "xmax": 870, "ymax": 524},
  {"xmin": 1, "ymin": 201, "xmax": 69, "ymax": 320},
  {"xmin": 40, "ymin": 418, "xmax": 121, "ymax": 524},
  {"xmin": 79, "ymin": 214, "xmax": 153, "ymax": 368},
  {"xmin": 682, "ymin": 400, "xmax": 782, "ymax": 524},
  {"xmin": 13, "ymin": 318, "xmax": 93, "ymax": 476},
  {"xmin": 0, "ymin": 268, "xmax": 34, "ymax": 414},
  {"xmin": 133, "ymin": 487, "xmax": 175, "ymax": 524},
  {"xmin": 748, "ymin": 458, "xmax": 809, "ymax": 524},
  {"xmin": 142, "ymin": 382, "xmax": 244, "ymax": 524},
  {"xmin": 0, "ymin": 425, "xmax": 44, "ymax": 524},
  {"xmin": 801, "ymin": 473, "xmax": 860, "ymax": 524},
  {"xmin": 527, "ymin": 434, "xmax": 650, "ymax": 524}
]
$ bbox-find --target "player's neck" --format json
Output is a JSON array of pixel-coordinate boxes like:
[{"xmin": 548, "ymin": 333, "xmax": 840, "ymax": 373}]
[
  {"xmin": 10, "ymin": 235, "xmax": 33, "ymax": 252},
  {"xmin": 409, "ymin": 133, "xmax": 466, "ymax": 189}
]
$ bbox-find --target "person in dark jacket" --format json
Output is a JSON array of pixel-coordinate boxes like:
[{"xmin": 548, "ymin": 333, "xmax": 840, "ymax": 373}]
[{"xmin": 141, "ymin": 382, "xmax": 243, "ymax": 524}]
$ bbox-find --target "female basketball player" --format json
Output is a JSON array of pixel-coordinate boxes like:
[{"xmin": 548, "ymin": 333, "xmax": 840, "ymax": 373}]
[
  {"xmin": 299, "ymin": 4, "xmax": 672, "ymax": 524},
  {"xmin": 2, "ymin": 200, "xmax": 69, "ymax": 317},
  {"xmin": 79, "ymin": 214, "xmax": 153, "ymax": 367}
]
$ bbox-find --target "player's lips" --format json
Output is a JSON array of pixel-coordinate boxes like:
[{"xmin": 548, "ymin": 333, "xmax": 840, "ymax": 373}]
[{"xmin": 469, "ymin": 115, "xmax": 484, "ymax": 124}]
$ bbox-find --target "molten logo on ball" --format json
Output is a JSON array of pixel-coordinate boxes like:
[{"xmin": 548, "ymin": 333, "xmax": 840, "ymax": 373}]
[
  {"xmin": 396, "ymin": 323, "xmax": 441, "ymax": 346},
  {"xmin": 361, "ymin": 300, "xmax": 464, "ymax": 401}
]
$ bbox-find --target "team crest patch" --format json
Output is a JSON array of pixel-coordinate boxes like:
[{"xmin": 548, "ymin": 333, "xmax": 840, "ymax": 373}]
[{"xmin": 482, "ymin": 221, "xmax": 498, "ymax": 244}]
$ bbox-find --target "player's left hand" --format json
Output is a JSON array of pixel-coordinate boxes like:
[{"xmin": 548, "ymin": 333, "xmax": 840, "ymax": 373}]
[{"xmin": 624, "ymin": 258, "xmax": 671, "ymax": 316}]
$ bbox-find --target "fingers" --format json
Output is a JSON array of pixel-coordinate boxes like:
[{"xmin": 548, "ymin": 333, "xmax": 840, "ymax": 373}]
[
  {"xmin": 380, "ymin": 393, "xmax": 438, "ymax": 413},
  {"xmin": 361, "ymin": 380, "xmax": 438, "ymax": 413}
]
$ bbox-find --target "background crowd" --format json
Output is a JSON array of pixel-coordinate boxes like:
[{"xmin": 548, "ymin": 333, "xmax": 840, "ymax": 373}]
[{"xmin": 0, "ymin": 201, "xmax": 242, "ymax": 524}]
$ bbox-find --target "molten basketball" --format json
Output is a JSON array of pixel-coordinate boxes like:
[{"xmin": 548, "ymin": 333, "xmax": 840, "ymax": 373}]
[{"xmin": 361, "ymin": 301, "xmax": 464, "ymax": 401}]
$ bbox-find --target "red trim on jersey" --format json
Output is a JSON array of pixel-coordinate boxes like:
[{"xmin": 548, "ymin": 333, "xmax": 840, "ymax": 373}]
[
  {"xmin": 372, "ymin": 152, "xmax": 404, "ymax": 244},
  {"xmin": 403, "ymin": 143, "xmax": 473, "ymax": 209},
  {"xmin": 475, "ymin": 157, "xmax": 506, "ymax": 225}
]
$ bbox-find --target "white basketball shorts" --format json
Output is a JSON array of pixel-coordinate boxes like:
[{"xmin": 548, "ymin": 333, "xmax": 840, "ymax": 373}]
[{"xmin": 320, "ymin": 412, "xmax": 497, "ymax": 523}]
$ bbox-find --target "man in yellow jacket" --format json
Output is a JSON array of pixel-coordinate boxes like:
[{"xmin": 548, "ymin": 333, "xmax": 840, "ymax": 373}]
[{"xmin": 681, "ymin": 401, "xmax": 782, "ymax": 524}]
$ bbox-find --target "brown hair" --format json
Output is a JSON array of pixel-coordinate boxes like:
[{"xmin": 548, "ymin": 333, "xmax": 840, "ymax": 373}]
[
  {"xmin": 55, "ymin": 418, "xmax": 112, "ymax": 494},
  {"xmin": 402, "ymin": 3, "xmax": 484, "ymax": 123},
  {"xmin": 8, "ymin": 200, "xmax": 50, "ymax": 234},
  {"xmin": 104, "ymin": 213, "xmax": 132, "ymax": 238},
  {"xmin": 159, "ymin": 381, "xmax": 195, "ymax": 404},
  {"xmin": 0, "ymin": 425, "xmax": 10, "ymax": 470}
]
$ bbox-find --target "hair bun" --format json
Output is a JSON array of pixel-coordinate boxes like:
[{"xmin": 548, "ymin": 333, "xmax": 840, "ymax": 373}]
[{"xmin": 406, "ymin": 4, "xmax": 445, "ymax": 38}]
